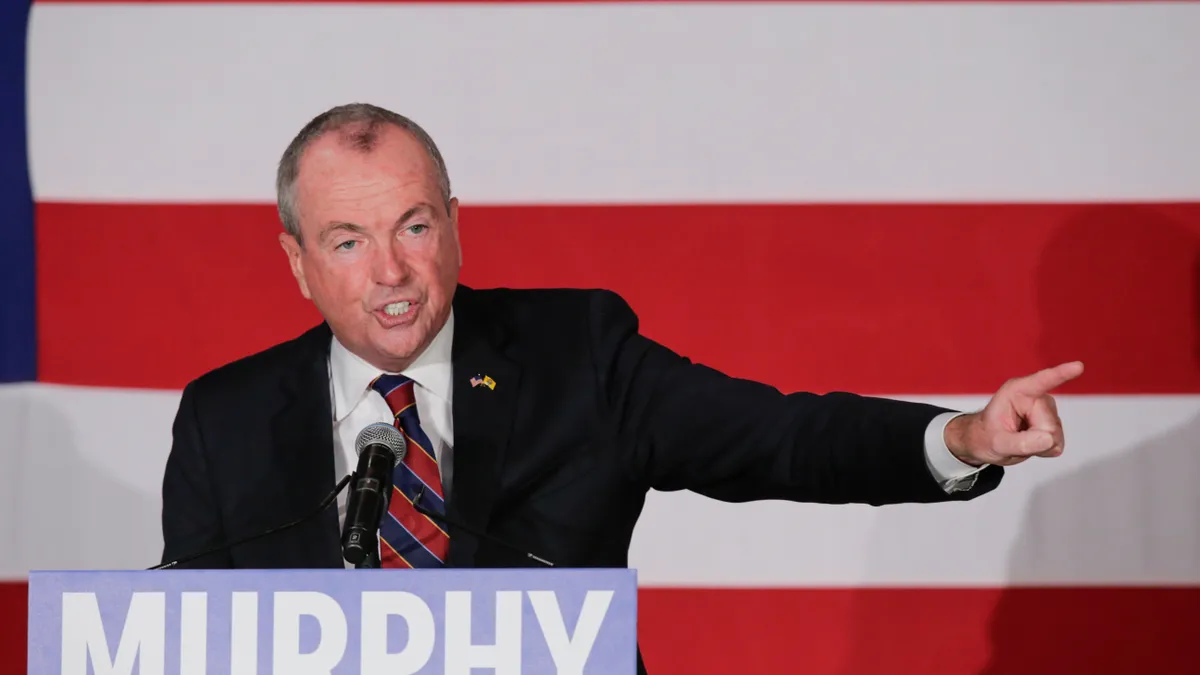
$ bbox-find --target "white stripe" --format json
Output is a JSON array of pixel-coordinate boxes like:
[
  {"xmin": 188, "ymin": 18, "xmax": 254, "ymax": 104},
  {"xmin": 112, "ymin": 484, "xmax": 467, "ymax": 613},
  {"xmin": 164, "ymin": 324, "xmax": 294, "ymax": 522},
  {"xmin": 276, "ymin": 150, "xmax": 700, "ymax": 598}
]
[
  {"xmin": 27, "ymin": 2, "xmax": 1200, "ymax": 204},
  {"xmin": 0, "ymin": 383, "xmax": 178, "ymax": 577},
  {"xmin": 2, "ymin": 384, "xmax": 1197, "ymax": 585},
  {"xmin": 632, "ymin": 394, "xmax": 1200, "ymax": 587}
]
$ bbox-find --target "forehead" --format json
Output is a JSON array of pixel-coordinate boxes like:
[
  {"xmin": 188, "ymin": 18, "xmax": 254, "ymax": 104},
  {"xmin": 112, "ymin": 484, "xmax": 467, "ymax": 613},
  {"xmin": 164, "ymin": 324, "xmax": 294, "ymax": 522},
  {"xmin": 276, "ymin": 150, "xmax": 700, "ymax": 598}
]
[{"xmin": 294, "ymin": 124, "xmax": 441, "ymax": 210}]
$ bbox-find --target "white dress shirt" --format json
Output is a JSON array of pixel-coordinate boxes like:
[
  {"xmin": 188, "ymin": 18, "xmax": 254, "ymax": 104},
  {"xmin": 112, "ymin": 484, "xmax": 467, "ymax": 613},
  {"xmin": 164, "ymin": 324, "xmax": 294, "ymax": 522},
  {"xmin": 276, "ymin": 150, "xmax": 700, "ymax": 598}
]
[
  {"xmin": 329, "ymin": 310, "xmax": 456, "ymax": 568},
  {"xmin": 326, "ymin": 308, "xmax": 983, "ymax": 565}
]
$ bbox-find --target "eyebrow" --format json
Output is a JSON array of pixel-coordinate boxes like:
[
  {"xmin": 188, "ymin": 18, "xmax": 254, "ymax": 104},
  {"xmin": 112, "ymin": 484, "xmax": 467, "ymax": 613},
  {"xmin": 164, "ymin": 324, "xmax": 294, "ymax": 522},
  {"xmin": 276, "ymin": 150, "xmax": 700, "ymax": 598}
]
[
  {"xmin": 397, "ymin": 202, "xmax": 436, "ymax": 224},
  {"xmin": 317, "ymin": 203, "xmax": 439, "ymax": 243},
  {"xmin": 318, "ymin": 221, "xmax": 367, "ymax": 243}
]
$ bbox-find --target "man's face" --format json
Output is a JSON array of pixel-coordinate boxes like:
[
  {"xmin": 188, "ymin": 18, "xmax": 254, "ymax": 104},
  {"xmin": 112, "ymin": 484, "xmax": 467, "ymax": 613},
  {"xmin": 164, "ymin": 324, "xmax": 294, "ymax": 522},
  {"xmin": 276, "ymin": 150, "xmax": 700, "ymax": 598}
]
[{"xmin": 279, "ymin": 124, "xmax": 461, "ymax": 372}]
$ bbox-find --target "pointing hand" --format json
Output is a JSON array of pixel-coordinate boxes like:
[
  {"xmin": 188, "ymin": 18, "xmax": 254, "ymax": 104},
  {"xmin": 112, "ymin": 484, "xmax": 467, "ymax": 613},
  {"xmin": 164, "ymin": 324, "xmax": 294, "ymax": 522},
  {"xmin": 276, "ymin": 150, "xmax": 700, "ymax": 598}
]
[{"xmin": 945, "ymin": 361, "xmax": 1085, "ymax": 467}]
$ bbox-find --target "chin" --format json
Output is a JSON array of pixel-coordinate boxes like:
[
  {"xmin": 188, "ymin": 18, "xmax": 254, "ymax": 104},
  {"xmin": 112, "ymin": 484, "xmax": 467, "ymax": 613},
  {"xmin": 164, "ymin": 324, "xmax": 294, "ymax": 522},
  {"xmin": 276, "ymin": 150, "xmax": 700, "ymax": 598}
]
[{"xmin": 371, "ymin": 333, "xmax": 428, "ymax": 364}]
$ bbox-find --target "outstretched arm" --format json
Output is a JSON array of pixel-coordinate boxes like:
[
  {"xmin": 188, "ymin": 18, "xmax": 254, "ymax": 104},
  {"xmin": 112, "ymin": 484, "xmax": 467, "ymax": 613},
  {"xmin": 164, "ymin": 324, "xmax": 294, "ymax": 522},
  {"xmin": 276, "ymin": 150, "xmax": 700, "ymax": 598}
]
[{"xmin": 590, "ymin": 290, "xmax": 1027, "ymax": 505}]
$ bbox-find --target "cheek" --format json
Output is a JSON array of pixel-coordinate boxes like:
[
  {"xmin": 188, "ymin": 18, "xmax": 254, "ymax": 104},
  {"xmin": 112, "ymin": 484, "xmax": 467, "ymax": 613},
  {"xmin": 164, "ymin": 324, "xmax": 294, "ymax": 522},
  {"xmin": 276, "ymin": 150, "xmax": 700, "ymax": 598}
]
[
  {"xmin": 307, "ymin": 258, "xmax": 368, "ymax": 306},
  {"xmin": 429, "ymin": 239, "xmax": 461, "ymax": 281},
  {"xmin": 408, "ymin": 248, "xmax": 449, "ymax": 279},
  {"xmin": 421, "ymin": 258, "xmax": 457, "ymax": 297}
]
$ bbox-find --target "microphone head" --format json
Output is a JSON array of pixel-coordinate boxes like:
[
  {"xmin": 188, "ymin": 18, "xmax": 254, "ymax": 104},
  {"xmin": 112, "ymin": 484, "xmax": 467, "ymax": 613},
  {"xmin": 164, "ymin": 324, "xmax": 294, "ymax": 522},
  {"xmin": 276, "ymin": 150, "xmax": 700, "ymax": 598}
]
[{"xmin": 355, "ymin": 422, "xmax": 406, "ymax": 467}]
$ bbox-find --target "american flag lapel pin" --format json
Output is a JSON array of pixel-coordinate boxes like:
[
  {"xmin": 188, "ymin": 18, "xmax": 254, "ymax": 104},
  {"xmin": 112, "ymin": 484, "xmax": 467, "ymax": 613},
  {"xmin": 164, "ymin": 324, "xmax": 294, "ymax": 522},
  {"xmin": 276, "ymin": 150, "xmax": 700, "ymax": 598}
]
[{"xmin": 470, "ymin": 374, "xmax": 496, "ymax": 390}]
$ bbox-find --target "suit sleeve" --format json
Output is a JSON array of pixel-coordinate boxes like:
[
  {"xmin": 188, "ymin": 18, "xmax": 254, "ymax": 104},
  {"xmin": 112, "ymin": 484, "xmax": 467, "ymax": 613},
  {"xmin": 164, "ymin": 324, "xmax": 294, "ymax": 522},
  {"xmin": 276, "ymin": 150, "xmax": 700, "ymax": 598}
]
[
  {"xmin": 589, "ymin": 290, "xmax": 1003, "ymax": 505},
  {"xmin": 160, "ymin": 381, "xmax": 234, "ymax": 568}
]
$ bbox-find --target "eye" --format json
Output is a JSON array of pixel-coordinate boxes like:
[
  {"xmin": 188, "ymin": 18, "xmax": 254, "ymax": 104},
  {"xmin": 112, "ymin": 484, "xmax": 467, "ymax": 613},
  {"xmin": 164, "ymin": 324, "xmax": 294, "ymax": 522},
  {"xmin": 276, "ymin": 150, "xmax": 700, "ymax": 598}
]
[
  {"xmin": 335, "ymin": 240, "xmax": 356, "ymax": 251},
  {"xmin": 407, "ymin": 224, "xmax": 428, "ymax": 235}
]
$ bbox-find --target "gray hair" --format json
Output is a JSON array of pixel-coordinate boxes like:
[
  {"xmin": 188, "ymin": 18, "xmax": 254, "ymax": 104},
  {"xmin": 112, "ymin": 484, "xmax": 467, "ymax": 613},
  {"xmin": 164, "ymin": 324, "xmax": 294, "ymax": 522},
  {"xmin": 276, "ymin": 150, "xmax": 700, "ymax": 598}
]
[{"xmin": 275, "ymin": 102, "xmax": 452, "ymax": 245}]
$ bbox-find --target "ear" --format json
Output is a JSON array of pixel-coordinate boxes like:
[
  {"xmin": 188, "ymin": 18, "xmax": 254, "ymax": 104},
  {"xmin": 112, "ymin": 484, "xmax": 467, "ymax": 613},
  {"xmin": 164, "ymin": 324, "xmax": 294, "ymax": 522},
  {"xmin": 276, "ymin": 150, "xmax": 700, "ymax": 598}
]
[
  {"xmin": 279, "ymin": 232, "xmax": 312, "ymax": 300},
  {"xmin": 448, "ymin": 197, "xmax": 462, "ymax": 266}
]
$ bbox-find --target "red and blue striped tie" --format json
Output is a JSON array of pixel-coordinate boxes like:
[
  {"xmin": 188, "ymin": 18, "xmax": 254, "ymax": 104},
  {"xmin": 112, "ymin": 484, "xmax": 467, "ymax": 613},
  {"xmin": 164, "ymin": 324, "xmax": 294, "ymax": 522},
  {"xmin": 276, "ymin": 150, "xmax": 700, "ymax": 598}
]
[{"xmin": 369, "ymin": 373, "xmax": 449, "ymax": 568}]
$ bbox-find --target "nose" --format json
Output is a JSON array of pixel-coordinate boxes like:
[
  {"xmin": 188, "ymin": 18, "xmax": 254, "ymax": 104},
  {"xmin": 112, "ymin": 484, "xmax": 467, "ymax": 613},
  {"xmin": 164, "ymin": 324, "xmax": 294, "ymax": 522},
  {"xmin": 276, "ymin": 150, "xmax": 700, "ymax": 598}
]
[{"xmin": 371, "ymin": 241, "xmax": 410, "ymax": 287}]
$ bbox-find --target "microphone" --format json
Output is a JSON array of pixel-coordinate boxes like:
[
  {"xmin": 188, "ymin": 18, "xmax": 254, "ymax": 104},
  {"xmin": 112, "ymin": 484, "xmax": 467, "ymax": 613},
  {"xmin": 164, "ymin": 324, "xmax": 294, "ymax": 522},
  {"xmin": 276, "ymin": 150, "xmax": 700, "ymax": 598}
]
[
  {"xmin": 412, "ymin": 485, "xmax": 555, "ymax": 567},
  {"xmin": 341, "ymin": 422, "xmax": 407, "ymax": 567},
  {"xmin": 150, "ymin": 473, "xmax": 353, "ymax": 571}
]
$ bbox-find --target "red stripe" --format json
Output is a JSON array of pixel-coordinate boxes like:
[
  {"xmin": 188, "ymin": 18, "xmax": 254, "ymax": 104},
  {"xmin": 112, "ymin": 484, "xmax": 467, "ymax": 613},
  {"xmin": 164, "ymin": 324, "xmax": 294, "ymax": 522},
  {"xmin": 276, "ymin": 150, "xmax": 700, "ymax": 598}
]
[
  {"xmin": 382, "ymin": 383, "xmax": 415, "ymax": 413},
  {"xmin": 638, "ymin": 586, "xmax": 1200, "ymax": 674},
  {"xmin": 382, "ymin": 385, "xmax": 445, "ymax": 495},
  {"xmin": 387, "ymin": 486, "xmax": 449, "ymax": 560},
  {"xmin": 0, "ymin": 583, "xmax": 25, "ymax": 675},
  {"xmin": 379, "ymin": 538, "xmax": 412, "ymax": 568},
  {"xmin": 1, "ymin": 582, "xmax": 1196, "ymax": 674},
  {"xmin": 36, "ymin": 201, "xmax": 1200, "ymax": 394},
  {"xmin": 398, "ymin": 431, "xmax": 444, "ymax": 500}
]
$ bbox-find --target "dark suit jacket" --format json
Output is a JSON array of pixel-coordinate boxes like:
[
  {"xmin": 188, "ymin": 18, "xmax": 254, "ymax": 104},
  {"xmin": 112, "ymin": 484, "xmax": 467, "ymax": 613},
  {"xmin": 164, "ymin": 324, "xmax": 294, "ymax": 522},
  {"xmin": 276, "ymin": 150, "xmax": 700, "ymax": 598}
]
[{"xmin": 160, "ymin": 284, "xmax": 1002, "ymax": 671}]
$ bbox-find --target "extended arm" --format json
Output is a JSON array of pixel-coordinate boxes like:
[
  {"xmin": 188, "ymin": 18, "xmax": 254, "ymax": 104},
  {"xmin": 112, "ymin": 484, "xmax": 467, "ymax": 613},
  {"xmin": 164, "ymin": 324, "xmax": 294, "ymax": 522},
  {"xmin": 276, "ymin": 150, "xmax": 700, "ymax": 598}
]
[{"xmin": 590, "ymin": 290, "xmax": 1004, "ymax": 505}]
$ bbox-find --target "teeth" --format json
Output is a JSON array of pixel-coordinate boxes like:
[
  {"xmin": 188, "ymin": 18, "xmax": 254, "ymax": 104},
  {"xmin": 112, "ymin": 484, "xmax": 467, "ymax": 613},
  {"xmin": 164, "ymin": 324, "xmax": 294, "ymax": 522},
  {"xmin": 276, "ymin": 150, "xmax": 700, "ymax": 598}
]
[{"xmin": 383, "ymin": 301, "xmax": 410, "ymax": 316}]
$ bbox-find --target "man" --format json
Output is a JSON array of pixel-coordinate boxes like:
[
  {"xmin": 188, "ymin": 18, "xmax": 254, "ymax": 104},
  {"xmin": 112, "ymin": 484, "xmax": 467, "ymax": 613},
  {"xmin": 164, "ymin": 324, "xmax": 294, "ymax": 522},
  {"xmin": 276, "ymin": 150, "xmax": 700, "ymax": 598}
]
[{"xmin": 160, "ymin": 103, "xmax": 1081, "ymax": 669}]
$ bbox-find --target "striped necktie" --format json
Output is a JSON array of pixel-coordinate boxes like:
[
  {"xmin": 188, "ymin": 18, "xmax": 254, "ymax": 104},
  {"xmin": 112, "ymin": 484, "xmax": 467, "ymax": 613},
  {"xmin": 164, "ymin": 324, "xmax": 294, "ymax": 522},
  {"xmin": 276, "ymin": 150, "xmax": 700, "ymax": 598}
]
[{"xmin": 369, "ymin": 373, "xmax": 449, "ymax": 567}]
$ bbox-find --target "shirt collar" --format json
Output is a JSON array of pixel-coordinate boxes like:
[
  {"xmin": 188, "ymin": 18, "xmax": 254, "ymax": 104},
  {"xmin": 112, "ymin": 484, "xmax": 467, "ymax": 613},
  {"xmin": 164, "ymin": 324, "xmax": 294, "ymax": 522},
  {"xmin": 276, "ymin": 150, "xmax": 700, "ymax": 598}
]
[{"xmin": 330, "ymin": 309, "xmax": 455, "ymax": 422}]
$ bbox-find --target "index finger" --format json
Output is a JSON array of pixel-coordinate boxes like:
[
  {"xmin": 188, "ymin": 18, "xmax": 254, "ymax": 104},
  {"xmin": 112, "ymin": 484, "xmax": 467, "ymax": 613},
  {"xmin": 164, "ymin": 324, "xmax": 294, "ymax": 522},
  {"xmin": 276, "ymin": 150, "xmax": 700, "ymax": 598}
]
[{"xmin": 1015, "ymin": 361, "xmax": 1085, "ymax": 396}]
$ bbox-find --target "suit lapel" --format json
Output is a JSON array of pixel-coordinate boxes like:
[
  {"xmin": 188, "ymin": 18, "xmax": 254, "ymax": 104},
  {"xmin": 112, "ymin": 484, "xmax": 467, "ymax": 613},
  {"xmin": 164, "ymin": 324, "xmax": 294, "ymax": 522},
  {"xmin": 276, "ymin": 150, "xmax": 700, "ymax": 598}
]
[
  {"xmin": 447, "ymin": 285, "xmax": 521, "ymax": 567},
  {"xmin": 270, "ymin": 323, "xmax": 344, "ymax": 568}
]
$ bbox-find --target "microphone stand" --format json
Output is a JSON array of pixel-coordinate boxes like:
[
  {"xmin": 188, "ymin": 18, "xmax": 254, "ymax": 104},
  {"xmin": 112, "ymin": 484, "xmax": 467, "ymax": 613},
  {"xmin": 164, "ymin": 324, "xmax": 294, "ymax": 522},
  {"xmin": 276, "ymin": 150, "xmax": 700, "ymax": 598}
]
[
  {"xmin": 357, "ymin": 550, "xmax": 381, "ymax": 569},
  {"xmin": 150, "ymin": 474, "xmax": 353, "ymax": 571},
  {"xmin": 412, "ymin": 486, "xmax": 555, "ymax": 567}
]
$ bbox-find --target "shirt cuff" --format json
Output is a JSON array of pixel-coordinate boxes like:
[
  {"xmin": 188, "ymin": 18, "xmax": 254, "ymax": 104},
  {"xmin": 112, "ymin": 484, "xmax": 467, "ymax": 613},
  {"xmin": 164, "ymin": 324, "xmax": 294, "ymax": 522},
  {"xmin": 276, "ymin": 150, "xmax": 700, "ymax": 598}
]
[{"xmin": 924, "ymin": 411, "xmax": 986, "ymax": 493}]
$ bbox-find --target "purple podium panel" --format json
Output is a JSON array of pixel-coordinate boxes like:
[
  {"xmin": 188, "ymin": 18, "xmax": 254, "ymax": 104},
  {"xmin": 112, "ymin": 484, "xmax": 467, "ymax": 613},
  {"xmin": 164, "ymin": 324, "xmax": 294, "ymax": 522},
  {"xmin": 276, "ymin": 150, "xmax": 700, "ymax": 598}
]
[{"xmin": 27, "ymin": 567, "xmax": 637, "ymax": 675}]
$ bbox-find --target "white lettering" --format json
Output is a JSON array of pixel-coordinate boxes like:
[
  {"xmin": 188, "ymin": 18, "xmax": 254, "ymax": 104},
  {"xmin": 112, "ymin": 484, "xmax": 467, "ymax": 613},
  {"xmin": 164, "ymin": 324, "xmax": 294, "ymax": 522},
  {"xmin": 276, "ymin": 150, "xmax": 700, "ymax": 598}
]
[
  {"xmin": 180, "ymin": 592, "xmax": 207, "ymax": 675},
  {"xmin": 56, "ymin": 584, "xmax": 620, "ymax": 675},
  {"xmin": 529, "ymin": 590, "xmax": 613, "ymax": 675},
  {"xmin": 444, "ymin": 591, "xmax": 522, "ymax": 675},
  {"xmin": 360, "ymin": 591, "xmax": 435, "ymax": 674},
  {"xmin": 61, "ymin": 591, "xmax": 165, "ymax": 675},
  {"xmin": 272, "ymin": 592, "xmax": 347, "ymax": 675},
  {"xmin": 231, "ymin": 592, "xmax": 258, "ymax": 675}
]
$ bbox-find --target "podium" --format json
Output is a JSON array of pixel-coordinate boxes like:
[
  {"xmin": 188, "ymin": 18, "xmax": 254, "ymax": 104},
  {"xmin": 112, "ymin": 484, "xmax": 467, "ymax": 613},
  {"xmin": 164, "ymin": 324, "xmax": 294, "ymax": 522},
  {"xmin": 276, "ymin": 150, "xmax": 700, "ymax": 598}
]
[{"xmin": 26, "ymin": 567, "xmax": 638, "ymax": 674}]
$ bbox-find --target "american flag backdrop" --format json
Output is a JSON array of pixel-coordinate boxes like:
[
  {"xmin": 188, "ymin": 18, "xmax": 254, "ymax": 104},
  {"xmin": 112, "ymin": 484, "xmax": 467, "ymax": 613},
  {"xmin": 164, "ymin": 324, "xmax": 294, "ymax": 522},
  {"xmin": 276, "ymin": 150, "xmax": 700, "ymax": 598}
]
[{"xmin": 3, "ymin": 0, "xmax": 1200, "ymax": 673}]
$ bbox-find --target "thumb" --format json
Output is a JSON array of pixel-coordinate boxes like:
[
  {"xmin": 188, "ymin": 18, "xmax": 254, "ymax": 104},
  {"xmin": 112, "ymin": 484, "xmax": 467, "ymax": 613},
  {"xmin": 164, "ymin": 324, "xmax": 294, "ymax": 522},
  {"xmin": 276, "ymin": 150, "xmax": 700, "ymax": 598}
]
[{"xmin": 995, "ymin": 428, "xmax": 1056, "ymax": 458}]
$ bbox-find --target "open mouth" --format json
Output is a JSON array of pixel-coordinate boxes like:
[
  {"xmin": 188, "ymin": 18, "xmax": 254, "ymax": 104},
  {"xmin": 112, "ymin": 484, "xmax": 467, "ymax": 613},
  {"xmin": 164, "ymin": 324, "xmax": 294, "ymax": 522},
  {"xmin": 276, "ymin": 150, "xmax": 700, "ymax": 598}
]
[
  {"xmin": 373, "ymin": 300, "xmax": 419, "ymax": 327},
  {"xmin": 381, "ymin": 301, "xmax": 411, "ymax": 317}
]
